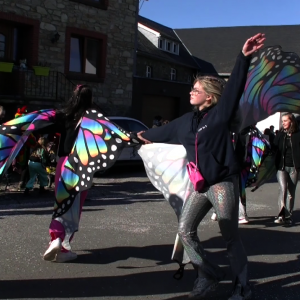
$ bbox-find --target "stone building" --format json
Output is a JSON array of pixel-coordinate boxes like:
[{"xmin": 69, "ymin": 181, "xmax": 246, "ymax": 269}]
[
  {"xmin": 0, "ymin": 0, "xmax": 137, "ymax": 120},
  {"xmin": 132, "ymin": 16, "xmax": 216, "ymax": 127}
]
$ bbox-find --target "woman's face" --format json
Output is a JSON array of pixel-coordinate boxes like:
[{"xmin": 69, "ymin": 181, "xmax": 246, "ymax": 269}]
[
  {"xmin": 190, "ymin": 82, "xmax": 211, "ymax": 108},
  {"xmin": 282, "ymin": 115, "xmax": 291, "ymax": 130}
]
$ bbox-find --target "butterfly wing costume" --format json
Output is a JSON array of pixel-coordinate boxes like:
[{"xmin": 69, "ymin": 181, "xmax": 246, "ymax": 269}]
[
  {"xmin": 139, "ymin": 45, "xmax": 300, "ymax": 271},
  {"xmin": 0, "ymin": 109, "xmax": 141, "ymax": 249}
]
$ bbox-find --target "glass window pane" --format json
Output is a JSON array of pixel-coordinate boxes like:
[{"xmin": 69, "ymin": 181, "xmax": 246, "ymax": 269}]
[
  {"xmin": 0, "ymin": 34, "xmax": 5, "ymax": 57},
  {"xmin": 111, "ymin": 120, "xmax": 130, "ymax": 131},
  {"xmin": 85, "ymin": 38, "xmax": 99, "ymax": 74},
  {"xmin": 127, "ymin": 120, "xmax": 147, "ymax": 132},
  {"xmin": 69, "ymin": 37, "xmax": 83, "ymax": 72}
]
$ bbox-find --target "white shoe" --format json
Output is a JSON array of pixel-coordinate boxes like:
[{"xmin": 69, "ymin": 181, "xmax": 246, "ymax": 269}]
[
  {"xmin": 43, "ymin": 238, "xmax": 62, "ymax": 261},
  {"xmin": 211, "ymin": 213, "xmax": 217, "ymax": 221},
  {"xmin": 239, "ymin": 216, "xmax": 249, "ymax": 224},
  {"xmin": 55, "ymin": 251, "xmax": 77, "ymax": 263},
  {"xmin": 274, "ymin": 216, "xmax": 285, "ymax": 224}
]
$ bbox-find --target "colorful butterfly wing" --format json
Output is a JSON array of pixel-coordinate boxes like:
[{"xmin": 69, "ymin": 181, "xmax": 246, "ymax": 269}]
[
  {"xmin": 0, "ymin": 109, "xmax": 56, "ymax": 177},
  {"xmin": 138, "ymin": 143, "xmax": 192, "ymax": 218},
  {"xmin": 138, "ymin": 143, "xmax": 192, "ymax": 265},
  {"xmin": 239, "ymin": 128, "xmax": 271, "ymax": 196},
  {"xmin": 239, "ymin": 46, "xmax": 300, "ymax": 130},
  {"xmin": 53, "ymin": 109, "xmax": 141, "ymax": 218}
]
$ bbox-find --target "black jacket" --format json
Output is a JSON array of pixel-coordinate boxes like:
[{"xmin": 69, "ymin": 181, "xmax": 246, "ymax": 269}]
[
  {"xmin": 142, "ymin": 52, "xmax": 251, "ymax": 186},
  {"xmin": 273, "ymin": 130, "xmax": 300, "ymax": 170}
]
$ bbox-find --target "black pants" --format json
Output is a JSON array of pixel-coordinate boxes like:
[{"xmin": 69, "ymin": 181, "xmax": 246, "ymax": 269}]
[{"xmin": 178, "ymin": 175, "xmax": 248, "ymax": 287}]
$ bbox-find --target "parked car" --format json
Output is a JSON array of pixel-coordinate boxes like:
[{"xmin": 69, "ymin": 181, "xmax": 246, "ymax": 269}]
[{"xmin": 108, "ymin": 116, "xmax": 149, "ymax": 161}]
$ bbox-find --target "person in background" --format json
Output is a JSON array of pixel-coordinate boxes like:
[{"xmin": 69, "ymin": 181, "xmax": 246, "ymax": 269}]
[
  {"xmin": 0, "ymin": 105, "xmax": 5, "ymax": 122},
  {"xmin": 46, "ymin": 141, "xmax": 57, "ymax": 188},
  {"xmin": 162, "ymin": 119, "xmax": 170, "ymax": 125},
  {"xmin": 269, "ymin": 125, "xmax": 275, "ymax": 148},
  {"xmin": 24, "ymin": 137, "xmax": 49, "ymax": 195},
  {"xmin": 273, "ymin": 113, "xmax": 300, "ymax": 226},
  {"xmin": 152, "ymin": 115, "xmax": 163, "ymax": 128}
]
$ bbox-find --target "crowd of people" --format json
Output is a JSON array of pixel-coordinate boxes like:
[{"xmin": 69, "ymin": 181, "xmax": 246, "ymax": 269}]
[
  {"xmin": 1, "ymin": 33, "xmax": 300, "ymax": 300},
  {"xmin": 1, "ymin": 105, "xmax": 59, "ymax": 193}
]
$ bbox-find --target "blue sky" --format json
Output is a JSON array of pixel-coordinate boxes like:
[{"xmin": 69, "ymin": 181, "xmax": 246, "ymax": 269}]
[{"xmin": 139, "ymin": 0, "xmax": 300, "ymax": 29}]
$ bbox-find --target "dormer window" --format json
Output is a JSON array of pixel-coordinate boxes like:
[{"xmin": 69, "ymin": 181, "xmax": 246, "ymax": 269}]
[
  {"xmin": 158, "ymin": 38, "xmax": 179, "ymax": 55},
  {"xmin": 158, "ymin": 39, "xmax": 163, "ymax": 49},
  {"xmin": 166, "ymin": 40, "xmax": 171, "ymax": 51},
  {"xmin": 146, "ymin": 65, "xmax": 152, "ymax": 78}
]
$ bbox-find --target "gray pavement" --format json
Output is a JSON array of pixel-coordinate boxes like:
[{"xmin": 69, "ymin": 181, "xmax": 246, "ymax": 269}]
[{"xmin": 0, "ymin": 165, "xmax": 300, "ymax": 300}]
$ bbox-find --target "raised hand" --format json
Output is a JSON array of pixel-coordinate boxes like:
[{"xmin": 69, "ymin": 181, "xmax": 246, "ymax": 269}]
[{"xmin": 242, "ymin": 33, "xmax": 266, "ymax": 57}]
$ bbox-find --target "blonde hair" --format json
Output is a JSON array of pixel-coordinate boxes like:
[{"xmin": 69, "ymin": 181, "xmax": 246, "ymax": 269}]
[{"xmin": 193, "ymin": 75, "xmax": 226, "ymax": 107}]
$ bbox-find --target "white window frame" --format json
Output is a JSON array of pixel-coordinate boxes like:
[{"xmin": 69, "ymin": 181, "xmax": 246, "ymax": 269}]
[
  {"xmin": 171, "ymin": 68, "xmax": 176, "ymax": 81},
  {"xmin": 158, "ymin": 38, "xmax": 164, "ymax": 49},
  {"xmin": 146, "ymin": 65, "xmax": 152, "ymax": 78},
  {"xmin": 173, "ymin": 43, "xmax": 179, "ymax": 54},
  {"xmin": 166, "ymin": 40, "xmax": 171, "ymax": 52}
]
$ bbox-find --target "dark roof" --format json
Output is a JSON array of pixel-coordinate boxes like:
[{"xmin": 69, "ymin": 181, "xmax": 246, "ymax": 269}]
[
  {"xmin": 137, "ymin": 15, "xmax": 216, "ymax": 72},
  {"xmin": 175, "ymin": 25, "xmax": 300, "ymax": 73},
  {"xmin": 138, "ymin": 15, "xmax": 178, "ymax": 41},
  {"xmin": 137, "ymin": 31, "xmax": 197, "ymax": 69}
]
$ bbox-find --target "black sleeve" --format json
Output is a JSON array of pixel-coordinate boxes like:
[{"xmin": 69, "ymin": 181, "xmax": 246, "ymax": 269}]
[
  {"xmin": 217, "ymin": 51, "xmax": 252, "ymax": 122},
  {"xmin": 273, "ymin": 133, "xmax": 280, "ymax": 149},
  {"xmin": 141, "ymin": 114, "xmax": 186, "ymax": 144}
]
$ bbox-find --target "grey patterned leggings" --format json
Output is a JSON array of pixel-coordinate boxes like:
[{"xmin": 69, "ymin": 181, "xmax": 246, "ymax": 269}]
[
  {"xmin": 277, "ymin": 167, "xmax": 299, "ymax": 218},
  {"xmin": 178, "ymin": 175, "xmax": 248, "ymax": 287}
]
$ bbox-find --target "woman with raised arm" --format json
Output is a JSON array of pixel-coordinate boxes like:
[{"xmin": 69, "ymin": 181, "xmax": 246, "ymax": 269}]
[{"xmin": 138, "ymin": 34, "xmax": 265, "ymax": 300}]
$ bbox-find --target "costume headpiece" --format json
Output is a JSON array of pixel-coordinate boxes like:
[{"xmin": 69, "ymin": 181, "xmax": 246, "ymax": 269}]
[{"xmin": 15, "ymin": 106, "xmax": 28, "ymax": 118}]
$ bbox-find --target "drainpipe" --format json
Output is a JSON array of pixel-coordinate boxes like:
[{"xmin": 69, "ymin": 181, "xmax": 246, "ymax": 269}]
[{"xmin": 133, "ymin": 0, "xmax": 139, "ymax": 76}]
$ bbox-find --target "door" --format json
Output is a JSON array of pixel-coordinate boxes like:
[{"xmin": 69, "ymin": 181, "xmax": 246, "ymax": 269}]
[{"xmin": 141, "ymin": 95, "xmax": 179, "ymax": 128}]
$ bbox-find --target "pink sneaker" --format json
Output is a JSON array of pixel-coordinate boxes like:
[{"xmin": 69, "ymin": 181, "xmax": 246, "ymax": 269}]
[{"xmin": 43, "ymin": 238, "xmax": 62, "ymax": 261}]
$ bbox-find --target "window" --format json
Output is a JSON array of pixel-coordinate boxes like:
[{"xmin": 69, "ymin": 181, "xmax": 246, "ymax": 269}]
[
  {"xmin": 0, "ymin": 13, "xmax": 39, "ymax": 66},
  {"xmin": 70, "ymin": 0, "xmax": 108, "ymax": 10},
  {"xmin": 111, "ymin": 119, "xmax": 148, "ymax": 132},
  {"xmin": 158, "ymin": 38, "xmax": 163, "ymax": 49},
  {"xmin": 146, "ymin": 65, "xmax": 152, "ymax": 78},
  {"xmin": 173, "ymin": 43, "xmax": 179, "ymax": 54},
  {"xmin": 166, "ymin": 41, "xmax": 171, "ymax": 52},
  {"xmin": 158, "ymin": 37, "xmax": 179, "ymax": 55},
  {"xmin": 66, "ymin": 27, "xmax": 107, "ymax": 82},
  {"xmin": 0, "ymin": 34, "xmax": 5, "ymax": 58},
  {"xmin": 171, "ymin": 68, "xmax": 176, "ymax": 81},
  {"xmin": 69, "ymin": 37, "xmax": 100, "ymax": 74}
]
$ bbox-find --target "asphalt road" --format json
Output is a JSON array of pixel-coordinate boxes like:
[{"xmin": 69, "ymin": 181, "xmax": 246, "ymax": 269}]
[{"xmin": 0, "ymin": 165, "xmax": 300, "ymax": 300}]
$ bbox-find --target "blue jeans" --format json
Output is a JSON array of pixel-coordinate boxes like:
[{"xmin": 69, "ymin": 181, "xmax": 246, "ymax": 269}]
[{"xmin": 26, "ymin": 161, "xmax": 48, "ymax": 189}]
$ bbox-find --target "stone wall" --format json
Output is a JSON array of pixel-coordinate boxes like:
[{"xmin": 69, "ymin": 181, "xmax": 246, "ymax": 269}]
[{"xmin": 0, "ymin": 0, "xmax": 137, "ymax": 115}]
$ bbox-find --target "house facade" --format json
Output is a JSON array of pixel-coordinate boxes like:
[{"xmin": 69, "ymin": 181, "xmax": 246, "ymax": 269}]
[
  {"xmin": 132, "ymin": 16, "xmax": 213, "ymax": 127},
  {"xmin": 0, "ymin": 0, "xmax": 137, "ymax": 120}
]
